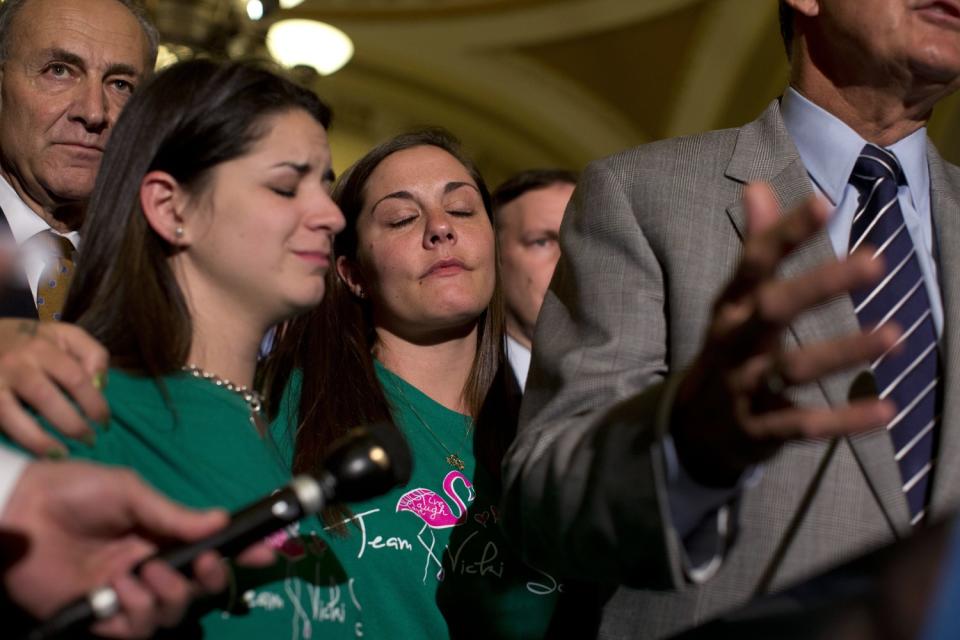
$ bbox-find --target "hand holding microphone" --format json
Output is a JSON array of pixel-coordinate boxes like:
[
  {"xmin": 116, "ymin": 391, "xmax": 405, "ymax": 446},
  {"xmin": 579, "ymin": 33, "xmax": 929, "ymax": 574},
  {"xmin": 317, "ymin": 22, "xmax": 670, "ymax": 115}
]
[
  {"xmin": 24, "ymin": 421, "xmax": 412, "ymax": 640},
  {"xmin": 1, "ymin": 458, "xmax": 271, "ymax": 640}
]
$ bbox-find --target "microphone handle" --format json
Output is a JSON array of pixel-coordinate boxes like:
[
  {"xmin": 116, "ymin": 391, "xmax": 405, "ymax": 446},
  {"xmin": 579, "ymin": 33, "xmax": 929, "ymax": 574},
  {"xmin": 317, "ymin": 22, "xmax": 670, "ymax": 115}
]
[
  {"xmin": 23, "ymin": 475, "xmax": 327, "ymax": 640},
  {"xmin": 151, "ymin": 482, "xmax": 312, "ymax": 576}
]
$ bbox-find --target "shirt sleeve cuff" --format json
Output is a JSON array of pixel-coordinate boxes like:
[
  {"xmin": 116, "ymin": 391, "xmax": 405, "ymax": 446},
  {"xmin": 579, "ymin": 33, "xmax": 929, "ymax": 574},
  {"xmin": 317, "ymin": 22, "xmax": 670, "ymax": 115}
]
[
  {"xmin": 0, "ymin": 446, "xmax": 29, "ymax": 519},
  {"xmin": 662, "ymin": 433, "xmax": 762, "ymax": 582}
]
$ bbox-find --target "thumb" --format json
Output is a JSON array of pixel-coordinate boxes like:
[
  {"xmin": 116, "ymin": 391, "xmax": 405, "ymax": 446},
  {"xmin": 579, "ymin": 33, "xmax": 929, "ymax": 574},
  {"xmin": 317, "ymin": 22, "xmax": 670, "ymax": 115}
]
[{"xmin": 743, "ymin": 182, "xmax": 782, "ymax": 237}]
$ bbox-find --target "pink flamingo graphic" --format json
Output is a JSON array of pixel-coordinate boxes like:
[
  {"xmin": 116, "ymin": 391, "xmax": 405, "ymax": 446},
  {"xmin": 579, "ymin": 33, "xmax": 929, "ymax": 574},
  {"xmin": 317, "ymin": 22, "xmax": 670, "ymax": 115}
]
[{"xmin": 396, "ymin": 470, "xmax": 476, "ymax": 582}]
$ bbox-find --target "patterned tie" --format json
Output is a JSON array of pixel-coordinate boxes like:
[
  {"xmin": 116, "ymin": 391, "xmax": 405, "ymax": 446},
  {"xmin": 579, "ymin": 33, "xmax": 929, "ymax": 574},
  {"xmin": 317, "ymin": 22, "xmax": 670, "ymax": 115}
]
[
  {"xmin": 35, "ymin": 230, "xmax": 76, "ymax": 322},
  {"xmin": 848, "ymin": 143, "xmax": 941, "ymax": 526}
]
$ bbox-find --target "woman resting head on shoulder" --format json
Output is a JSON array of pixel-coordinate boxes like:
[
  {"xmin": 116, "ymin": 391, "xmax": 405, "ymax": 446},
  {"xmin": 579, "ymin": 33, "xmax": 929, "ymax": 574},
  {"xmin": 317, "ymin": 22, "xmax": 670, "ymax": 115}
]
[
  {"xmin": 12, "ymin": 59, "xmax": 346, "ymax": 638},
  {"xmin": 264, "ymin": 129, "xmax": 559, "ymax": 639}
]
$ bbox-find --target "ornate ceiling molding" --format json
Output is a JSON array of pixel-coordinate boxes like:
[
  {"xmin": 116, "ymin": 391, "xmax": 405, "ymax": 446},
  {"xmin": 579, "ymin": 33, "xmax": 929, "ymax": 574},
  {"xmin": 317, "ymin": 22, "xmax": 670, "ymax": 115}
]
[
  {"xmin": 148, "ymin": 0, "xmax": 960, "ymax": 176},
  {"xmin": 292, "ymin": 0, "xmax": 558, "ymax": 19}
]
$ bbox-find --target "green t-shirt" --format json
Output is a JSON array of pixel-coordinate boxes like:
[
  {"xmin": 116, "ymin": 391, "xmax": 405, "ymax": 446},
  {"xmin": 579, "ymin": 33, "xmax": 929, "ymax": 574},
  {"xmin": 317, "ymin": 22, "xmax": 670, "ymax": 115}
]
[
  {"xmin": 6, "ymin": 369, "xmax": 351, "ymax": 639},
  {"xmin": 272, "ymin": 362, "xmax": 559, "ymax": 638}
]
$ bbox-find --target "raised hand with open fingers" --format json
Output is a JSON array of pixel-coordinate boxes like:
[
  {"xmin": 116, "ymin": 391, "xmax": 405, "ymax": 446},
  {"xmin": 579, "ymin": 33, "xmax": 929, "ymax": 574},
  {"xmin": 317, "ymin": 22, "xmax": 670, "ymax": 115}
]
[{"xmin": 670, "ymin": 183, "xmax": 900, "ymax": 487}]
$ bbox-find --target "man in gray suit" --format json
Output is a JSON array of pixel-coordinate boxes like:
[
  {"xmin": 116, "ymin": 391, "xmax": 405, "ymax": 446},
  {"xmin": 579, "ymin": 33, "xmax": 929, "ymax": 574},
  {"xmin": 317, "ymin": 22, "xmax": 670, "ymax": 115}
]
[{"xmin": 502, "ymin": 1, "xmax": 960, "ymax": 637}]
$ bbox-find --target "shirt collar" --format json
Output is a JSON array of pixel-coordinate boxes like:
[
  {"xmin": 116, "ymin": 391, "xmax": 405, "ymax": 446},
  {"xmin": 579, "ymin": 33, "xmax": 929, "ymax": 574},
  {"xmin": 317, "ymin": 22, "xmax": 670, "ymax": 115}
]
[
  {"xmin": 889, "ymin": 123, "xmax": 930, "ymax": 215},
  {"xmin": 0, "ymin": 175, "xmax": 79, "ymax": 249},
  {"xmin": 781, "ymin": 86, "xmax": 929, "ymax": 211},
  {"xmin": 505, "ymin": 334, "xmax": 531, "ymax": 390}
]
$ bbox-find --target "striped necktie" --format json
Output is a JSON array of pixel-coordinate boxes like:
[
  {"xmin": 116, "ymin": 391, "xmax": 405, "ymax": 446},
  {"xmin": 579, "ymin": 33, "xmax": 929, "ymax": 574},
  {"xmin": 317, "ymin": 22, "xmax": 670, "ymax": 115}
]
[
  {"xmin": 848, "ymin": 143, "xmax": 941, "ymax": 526},
  {"xmin": 35, "ymin": 230, "xmax": 76, "ymax": 322}
]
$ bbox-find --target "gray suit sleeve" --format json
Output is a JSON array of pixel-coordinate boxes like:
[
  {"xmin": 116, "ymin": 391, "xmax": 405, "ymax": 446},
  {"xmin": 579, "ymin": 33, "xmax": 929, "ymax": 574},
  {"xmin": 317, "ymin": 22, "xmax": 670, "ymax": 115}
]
[{"xmin": 500, "ymin": 155, "xmax": 689, "ymax": 589}]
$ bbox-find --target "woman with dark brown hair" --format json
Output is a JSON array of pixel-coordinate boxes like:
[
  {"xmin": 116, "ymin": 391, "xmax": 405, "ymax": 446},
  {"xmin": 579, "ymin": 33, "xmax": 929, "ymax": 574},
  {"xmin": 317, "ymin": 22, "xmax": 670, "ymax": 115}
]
[
  {"xmin": 264, "ymin": 129, "xmax": 558, "ymax": 638},
  {"xmin": 2, "ymin": 58, "xmax": 348, "ymax": 638}
]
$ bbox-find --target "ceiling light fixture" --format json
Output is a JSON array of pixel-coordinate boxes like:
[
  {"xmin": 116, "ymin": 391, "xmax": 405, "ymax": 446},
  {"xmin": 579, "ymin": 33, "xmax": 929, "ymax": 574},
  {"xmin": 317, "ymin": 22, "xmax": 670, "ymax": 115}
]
[
  {"xmin": 266, "ymin": 20, "xmax": 354, "ymax": 76},
  {"xmin": 244, "ymin": 0, "xmax": 304, "ymax": 21},
  {"xmin": 246, "ymin": 0, "xmax": 264, "ymax": 21}
]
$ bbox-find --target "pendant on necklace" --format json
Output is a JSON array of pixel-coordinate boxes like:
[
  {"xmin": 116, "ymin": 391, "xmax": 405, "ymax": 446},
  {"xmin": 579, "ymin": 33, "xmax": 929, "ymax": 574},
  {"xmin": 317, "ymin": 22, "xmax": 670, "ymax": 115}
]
[{"xmin": 446, "ymin": 453, "xmax": 466, "ymax": 471}]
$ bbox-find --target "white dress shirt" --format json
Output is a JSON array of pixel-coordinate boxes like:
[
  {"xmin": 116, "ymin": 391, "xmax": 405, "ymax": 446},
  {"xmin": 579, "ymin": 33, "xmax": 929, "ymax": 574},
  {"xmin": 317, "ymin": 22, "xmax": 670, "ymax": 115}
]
[
  {"xmin": 0, "ymin": 445, "xmax": 28, "ymax": 517},
  {"xmin": 781, "ymin": 87, "xmax": 942, "ymax": 334},
  {"xmin": 505, "ymin": 334, "xmax": 531, "ymax": 393},
  {"xmin": 0, "ymin": 175, "xmax": 79, "ymax": 304}
]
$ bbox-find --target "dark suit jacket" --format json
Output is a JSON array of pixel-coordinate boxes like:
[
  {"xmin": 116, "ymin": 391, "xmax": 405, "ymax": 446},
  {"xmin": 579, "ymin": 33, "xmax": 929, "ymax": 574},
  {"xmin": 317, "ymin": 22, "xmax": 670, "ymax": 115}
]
[
  {"xmin": 502, "ymin": 100, "xmax": 960, "ymax": 638},
  {"xmin": 0, "ymin": 208, "xmax": 39, "ymax": 320}
]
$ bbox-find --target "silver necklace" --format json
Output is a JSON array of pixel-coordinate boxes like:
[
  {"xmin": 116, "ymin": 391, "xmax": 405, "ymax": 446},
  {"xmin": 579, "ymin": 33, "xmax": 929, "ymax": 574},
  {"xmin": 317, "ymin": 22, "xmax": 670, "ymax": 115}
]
[
  {"xmin": 181, "ymin": 364, "xmax": 266, "ymax": 431},
  {"xmin": 387, "ymin": 378, "xmax": 469, "ymax": 471}
]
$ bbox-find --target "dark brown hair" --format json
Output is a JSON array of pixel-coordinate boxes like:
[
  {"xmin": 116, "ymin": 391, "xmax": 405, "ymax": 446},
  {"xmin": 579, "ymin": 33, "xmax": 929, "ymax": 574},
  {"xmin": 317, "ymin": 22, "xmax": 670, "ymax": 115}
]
[
  {"xmin": 491, "ymin": 168, "xmax": 578, "ymax": 217},
  {"xmin": 63, "ymin": 59, "xmax": 331, "ymax": 376},
  {"xmin": 263, "ymin": 129, "xmax": 510, "ymax": 524}
]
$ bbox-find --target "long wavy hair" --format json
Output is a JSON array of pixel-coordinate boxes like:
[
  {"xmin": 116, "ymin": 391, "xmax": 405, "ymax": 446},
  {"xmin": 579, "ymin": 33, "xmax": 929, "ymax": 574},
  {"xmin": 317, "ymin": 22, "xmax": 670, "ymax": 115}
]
[{"xmin": 263, "ymin": 129, "xmax": 513, "ymax": 526}]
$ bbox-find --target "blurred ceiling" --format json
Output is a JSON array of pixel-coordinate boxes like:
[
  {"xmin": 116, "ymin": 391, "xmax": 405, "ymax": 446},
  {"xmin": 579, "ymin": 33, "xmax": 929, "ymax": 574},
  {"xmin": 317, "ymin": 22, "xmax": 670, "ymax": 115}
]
[{"xmin": 150, "ymin": 0, "xmax": 960, "ymax": 187}]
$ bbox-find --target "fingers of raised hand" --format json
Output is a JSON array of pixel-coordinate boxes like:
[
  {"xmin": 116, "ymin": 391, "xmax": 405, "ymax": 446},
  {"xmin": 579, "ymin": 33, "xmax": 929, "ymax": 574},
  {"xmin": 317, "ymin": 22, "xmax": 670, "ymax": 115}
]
[
  {"xmin": 740, "ymin": 326, "xmax": 899, "ymax": 443},
  {"xmin": 742, "ymin": 182, "xmax": 784, "ymax": 236},
  {"xmin": 750, "ymin": 189, "xmax": 826, "ymax": 257},
  {"xmin": 770, "ymin": 325, "xmax": 900, "ymax": 390},
  {"xmin": 744, "ymin": 325, "xmax": 901, "ymax": 407},
  {"xmin": 711, "ymin": 248, "xmax": 885, "ymax": 364},
  {"xmin": 752, "ymin": 249, "xmax": 883, "ymax": 328},
  {"xmin": 744, "ymin": 400, "xmax": 895, "ymax": 443},
  {"xmin": 722, "ymin": 189, "xmax": 830, "ymax": 305}
]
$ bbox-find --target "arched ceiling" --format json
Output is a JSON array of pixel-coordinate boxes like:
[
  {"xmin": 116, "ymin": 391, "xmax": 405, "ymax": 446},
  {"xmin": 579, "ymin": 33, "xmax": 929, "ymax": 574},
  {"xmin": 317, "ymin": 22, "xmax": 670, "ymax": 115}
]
[
  {"xmin": 292, "ymin": 0, "xmax": 557, "ymax": 17},
  {"xmin": 154, "ymin": 0, "xmax": 960, "ymax": 188}
]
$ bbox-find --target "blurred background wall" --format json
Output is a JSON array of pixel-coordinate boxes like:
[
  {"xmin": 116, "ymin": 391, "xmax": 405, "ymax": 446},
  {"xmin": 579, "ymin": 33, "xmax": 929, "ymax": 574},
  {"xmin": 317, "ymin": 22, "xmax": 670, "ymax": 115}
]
[{"xmin": 146, "ymin": 0, "xmax": 960, "ymax": 185}]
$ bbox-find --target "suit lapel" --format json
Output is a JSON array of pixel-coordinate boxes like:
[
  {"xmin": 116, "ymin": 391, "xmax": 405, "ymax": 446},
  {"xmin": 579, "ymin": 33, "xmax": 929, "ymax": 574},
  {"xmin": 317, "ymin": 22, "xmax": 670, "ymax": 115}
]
[
  {"xmin": 0, "ymin": 208, "xmax": 38, "ymax": 320},
  {"xmin": 927, "ymin": 147, "xmax": 960, "ymax": 518},
  {"xmin": 724, "ymin": 100, "xmax": 910, "ymax": 535}
]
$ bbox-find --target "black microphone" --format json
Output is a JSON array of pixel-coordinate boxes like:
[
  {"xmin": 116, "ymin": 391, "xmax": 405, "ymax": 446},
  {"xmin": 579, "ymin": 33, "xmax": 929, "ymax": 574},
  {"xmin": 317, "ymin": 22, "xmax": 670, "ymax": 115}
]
[{"xmin": 24, "ymin": 421, "xmax": 412, "ymax": 640}]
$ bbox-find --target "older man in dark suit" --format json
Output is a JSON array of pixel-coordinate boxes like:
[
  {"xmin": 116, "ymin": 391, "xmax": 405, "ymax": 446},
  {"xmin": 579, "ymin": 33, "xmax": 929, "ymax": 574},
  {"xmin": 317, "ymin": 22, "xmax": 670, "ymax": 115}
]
[
  {"xmin": 0, "ymin": 0, "xmax": 156, "ymax": 454},
  {"xmin": 503, "ymin": 1, "xmax": 960, "ymax": 637}
]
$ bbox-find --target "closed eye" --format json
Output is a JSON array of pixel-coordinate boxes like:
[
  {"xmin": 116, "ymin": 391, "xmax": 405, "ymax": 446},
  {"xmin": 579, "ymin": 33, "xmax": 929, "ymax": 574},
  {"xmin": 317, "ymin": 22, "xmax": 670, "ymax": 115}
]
[{"xmin": 389, "ymin": 216, "xmax": 417, "ymax": 228}]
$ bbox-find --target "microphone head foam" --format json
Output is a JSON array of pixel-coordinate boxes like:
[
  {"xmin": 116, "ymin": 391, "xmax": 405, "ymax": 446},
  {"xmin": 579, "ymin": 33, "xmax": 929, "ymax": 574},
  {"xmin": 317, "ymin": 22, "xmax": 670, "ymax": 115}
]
[
  {"xmin": 366, "ymin": 421, "xmax": 413, "ymax": 485},
  {"xmin": 323, "ymin": 421, "xmax": 413, "ymax": 503}
]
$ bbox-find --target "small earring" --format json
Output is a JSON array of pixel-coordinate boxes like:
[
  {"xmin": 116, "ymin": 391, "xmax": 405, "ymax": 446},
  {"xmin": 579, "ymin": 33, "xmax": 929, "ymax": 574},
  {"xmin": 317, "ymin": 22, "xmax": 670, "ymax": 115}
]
[
  {"xmin": 356, "ymin": 287, "xmax": 366, "ymax": 299},
  {"xmin": 174, "ymin": 226, "xmax": 184, "ymax": 239}
]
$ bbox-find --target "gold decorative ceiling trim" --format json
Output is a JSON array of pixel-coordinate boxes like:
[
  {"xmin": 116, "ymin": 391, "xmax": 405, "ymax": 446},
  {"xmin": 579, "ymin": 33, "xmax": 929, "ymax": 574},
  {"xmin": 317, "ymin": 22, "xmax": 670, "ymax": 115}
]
[
  {"xmin": 299, "ymin": 0, "xmax": 703, "ymax": 50},
  {"xmin": 664, "ymin": 0, "xmax": 779, "ymax": 138},
  {"xmin": 292, "ymin": 0, "xmax": 567, "ymax": 21},
  {"xmin": 319, "ymin": 58, "xmax": 583, "ymax": 166}
]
